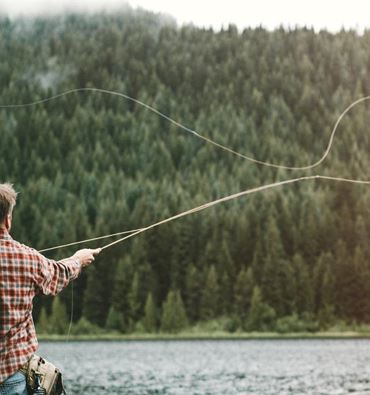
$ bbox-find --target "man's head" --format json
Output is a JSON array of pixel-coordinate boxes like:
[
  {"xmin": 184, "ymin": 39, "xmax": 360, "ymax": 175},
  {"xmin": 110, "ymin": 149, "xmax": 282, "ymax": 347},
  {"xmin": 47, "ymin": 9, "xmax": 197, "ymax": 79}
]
[{"xmin": 0, "ymin": 183, "xmax": 17, "ymax": 231}]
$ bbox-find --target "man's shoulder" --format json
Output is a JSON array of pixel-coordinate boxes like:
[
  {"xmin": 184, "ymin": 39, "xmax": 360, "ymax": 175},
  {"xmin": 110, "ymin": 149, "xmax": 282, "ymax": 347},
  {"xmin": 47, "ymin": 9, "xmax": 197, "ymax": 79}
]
[{"xmin": 2, "ymin": 237, "xmax": 40, "ymax": 257}]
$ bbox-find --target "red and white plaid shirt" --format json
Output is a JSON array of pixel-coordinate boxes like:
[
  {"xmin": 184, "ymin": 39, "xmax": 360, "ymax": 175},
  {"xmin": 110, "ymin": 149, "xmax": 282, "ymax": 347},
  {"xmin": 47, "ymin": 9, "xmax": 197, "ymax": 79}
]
[{"xmin": 0, "ymin": 227, "xmax": 81, "ymax": 383}]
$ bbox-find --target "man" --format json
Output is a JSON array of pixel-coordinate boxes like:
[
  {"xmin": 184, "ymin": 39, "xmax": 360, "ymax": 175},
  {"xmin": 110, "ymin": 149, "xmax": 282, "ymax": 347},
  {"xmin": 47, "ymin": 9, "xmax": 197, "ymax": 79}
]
[{"xmin": 0, "ymin": 183, "xmax": 101, "ymax": 394}]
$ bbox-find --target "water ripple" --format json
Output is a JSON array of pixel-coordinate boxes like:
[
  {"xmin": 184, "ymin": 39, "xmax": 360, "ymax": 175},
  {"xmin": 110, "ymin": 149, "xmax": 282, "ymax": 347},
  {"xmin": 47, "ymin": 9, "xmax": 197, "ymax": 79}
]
[{"xmin": 38, "ymin": 339, "xmax": 370, "ymax": 394}]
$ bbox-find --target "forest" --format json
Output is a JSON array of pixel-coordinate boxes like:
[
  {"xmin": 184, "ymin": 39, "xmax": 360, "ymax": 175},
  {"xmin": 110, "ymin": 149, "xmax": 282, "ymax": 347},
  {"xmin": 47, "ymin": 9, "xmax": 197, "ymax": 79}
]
[{"xmin": 1, "ymin": 8, "xmax": 370, "ymax": 334}]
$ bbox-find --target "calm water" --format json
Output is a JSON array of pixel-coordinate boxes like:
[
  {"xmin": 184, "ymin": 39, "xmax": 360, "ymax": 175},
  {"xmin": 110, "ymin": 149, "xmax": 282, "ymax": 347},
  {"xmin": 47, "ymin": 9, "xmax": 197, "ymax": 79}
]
[{"xmin": 38, "ymin": 339, "xmax": 370, "ymax": 394}]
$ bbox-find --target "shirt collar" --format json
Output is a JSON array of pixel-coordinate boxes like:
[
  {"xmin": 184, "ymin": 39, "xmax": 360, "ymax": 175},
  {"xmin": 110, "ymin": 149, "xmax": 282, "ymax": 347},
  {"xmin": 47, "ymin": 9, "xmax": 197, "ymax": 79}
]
[{"xmin": 0, "ymin": 227, "xmax": 12, "ymax": 240}]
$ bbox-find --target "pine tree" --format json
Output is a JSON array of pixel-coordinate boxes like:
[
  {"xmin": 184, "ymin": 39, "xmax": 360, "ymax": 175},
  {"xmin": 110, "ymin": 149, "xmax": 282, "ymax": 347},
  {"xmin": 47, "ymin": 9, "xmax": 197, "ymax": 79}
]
[
  {"xmin": 234, "ymin": 267, "xmax": 254, "ymax": 323},
  {"xmin": 293, "ymin": 254, "xmax": 314, "ymax": 314},
  {"xmin": 217, "ymin": 241, "xmax": 235, "ymax": 314},
  {"xmin": 355, "ymin": 215, "xmax": 370, "ymax": 258},
  {"xmin": 128, "ymin": 271, "xmax": 141, "ymax": 328},
  {"xmin": 246, "ymin": 286, "xmax": 276, "ymax": 331},
  {"xmin": 219, "ymin": 271, "xmax": 233, "ymax": 315},
  {"xmin": 143, "ymin": 292, "xmax": 157, "ymax": 333},
  {"xmin": 36, "ymin": 307, "xmax": 49, "ymax": 334},
  {"xmin": 200, "ymin": 265, "xmax": 220, "ymax": 320},
  {"xmin": 261, "ymin": 255, "xmax": 294, "ymax": 317},
  {"xmin": 49, "ymin": 296, "xmax": 68, "ymax": 335},
  {"xmin": 105, "ymin": 306, "xmax": 124, "ymax": 331},
  {"xmin": 351, "ymin": 247, "xmax": 370, "ymax": 321},
  {"xmin": 161, "ymin": 290, "xmax": 188, "ymax": 333},
  {"xmin": 334, "ymin": 239, "xmax": 355, "ymax": 319},
  {"xmin": 111, "ymin": 257, "xmax": 133, "ymax": 332},
  {"xmin": 184, "ymin": 264, "xmax": 203, "ymax": 322},
  {"xmin": 83, "ymin": 265, "xmax": 106, "ymax": 327},
  {"xmin": 5, "ymin": 16, "xmax": 370, "ymax": 330}
]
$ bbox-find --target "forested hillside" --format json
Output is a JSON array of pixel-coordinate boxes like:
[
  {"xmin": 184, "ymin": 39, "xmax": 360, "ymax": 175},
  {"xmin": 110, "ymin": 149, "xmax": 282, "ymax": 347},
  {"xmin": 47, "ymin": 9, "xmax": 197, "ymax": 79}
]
[{"xmin": 1, "ymin": 10, "xmax": 370, "ymax": 333}]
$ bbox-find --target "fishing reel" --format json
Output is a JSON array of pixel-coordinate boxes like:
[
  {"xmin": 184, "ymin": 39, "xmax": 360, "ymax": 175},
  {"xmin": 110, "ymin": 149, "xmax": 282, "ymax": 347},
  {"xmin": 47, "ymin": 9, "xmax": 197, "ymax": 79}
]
[
  {"xmin": 25, "ymin": 355, "xmax": 66, "ymax": 395},
  {"xmin": 31, "ymin": 374, "xmax": 47, "ymax": 395}
]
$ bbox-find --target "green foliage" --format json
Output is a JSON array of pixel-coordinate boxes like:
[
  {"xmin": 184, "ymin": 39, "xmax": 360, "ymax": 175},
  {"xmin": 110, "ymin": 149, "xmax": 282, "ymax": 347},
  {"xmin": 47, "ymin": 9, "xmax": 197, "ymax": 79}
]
[
  {"xmin": 143, "ymin": 292, "xmax": 157, "ymax": 333},
  {"xmin": 222, "ymin": 317, "xmax": 239, "ymax": 333},
  {"xmin": 161, "ymin": 290, "xmax": 188, "ymax": 333},
  {"xmin": 189, "ymin": 317, "xmax": 238, "ymax": 333},
  {"xmin": 82, "ymin": 265, "xmax": 107, "ymax": 327},
  {"xmin": 234, "ymin": 267, "xmax": 254, "ymax": 322},
  {"xmin": 275, "ymin": 313, "xmax": 319, "ymax": 333},
  {"xmin": 185, "ymin": 264, "xmax": 202, "ymax": 322},
  {"xmin": 246, "ymin": 286, "xmax": 276, "ymax": 331},
  {"xmin": 128, "ymin": 271, "xmax": 141, "ymax": 323},
  {"xmin": 292, "ymin": 254, "xmax": 314, "ymax": 314},
  {"xmin": 2, "ymin": 11, "xmax": 370, "ymax": 333},
  {"xmin": 71, "ymin": 317, "xmax": 103, "ymax": 335},
  {"xmin": 317, "ymin": 305, "xmax": 336, "ymax": 329},
  {"xmin": 111, "ymin": 258, "xmax": 133, "ymax": 332},
  {"xmin": 105, "ymin": 306, "xmax": 124, "ymax": 332},
  {"xmin": 200, "ymin": 265, "xmax": 220, "ymax": 320},
  {"xmin": 36, "ymin": 307, "xmax": 49, "ymax": 334},
  {"xmin": 49, "ymin": 297, "xmax": 68, "ymax": 335}
]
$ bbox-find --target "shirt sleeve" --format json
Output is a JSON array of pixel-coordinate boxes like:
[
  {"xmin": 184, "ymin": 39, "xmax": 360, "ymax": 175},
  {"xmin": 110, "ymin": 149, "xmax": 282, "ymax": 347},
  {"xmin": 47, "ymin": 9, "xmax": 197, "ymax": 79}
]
[{"xmin": 32, "ymin": 252, "xmax": 82, "ymax": 296}]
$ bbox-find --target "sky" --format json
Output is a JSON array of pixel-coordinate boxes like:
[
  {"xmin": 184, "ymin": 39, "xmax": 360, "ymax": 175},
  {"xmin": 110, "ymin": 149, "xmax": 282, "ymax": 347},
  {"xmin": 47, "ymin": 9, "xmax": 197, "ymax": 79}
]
[{"xmin": 1, "ymin": 0, "xmax": 370, "ymax": 32}]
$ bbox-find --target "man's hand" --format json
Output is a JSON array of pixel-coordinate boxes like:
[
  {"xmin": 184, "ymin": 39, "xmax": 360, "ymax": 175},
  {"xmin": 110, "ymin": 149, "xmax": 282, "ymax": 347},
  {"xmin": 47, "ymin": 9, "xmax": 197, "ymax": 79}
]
[{"xmin": 73, "ymin": 248, "xmax": 102, "ymax": 267}]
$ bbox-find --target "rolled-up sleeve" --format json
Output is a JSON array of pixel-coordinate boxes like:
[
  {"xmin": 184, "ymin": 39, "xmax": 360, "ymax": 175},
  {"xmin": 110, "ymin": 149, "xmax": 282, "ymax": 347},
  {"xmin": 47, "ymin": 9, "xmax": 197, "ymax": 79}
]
[{"xmin": 32, "ymin": 252, "xmax": 81, "ymax": 295}]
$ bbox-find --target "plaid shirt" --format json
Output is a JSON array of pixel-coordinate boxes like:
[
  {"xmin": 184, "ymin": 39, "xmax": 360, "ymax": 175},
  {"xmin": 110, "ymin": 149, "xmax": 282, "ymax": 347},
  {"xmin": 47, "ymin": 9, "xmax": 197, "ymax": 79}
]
[{"xmin": 0, "ymin": 227, "xmax": 81, "ymax": 383}]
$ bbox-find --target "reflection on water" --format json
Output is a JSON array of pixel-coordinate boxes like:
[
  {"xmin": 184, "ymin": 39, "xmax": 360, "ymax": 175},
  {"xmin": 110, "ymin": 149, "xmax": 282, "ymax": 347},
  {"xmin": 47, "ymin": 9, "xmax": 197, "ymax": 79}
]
[{"xmin": 38, "ymin": 339, "xmax": 370, "ymax": 394}]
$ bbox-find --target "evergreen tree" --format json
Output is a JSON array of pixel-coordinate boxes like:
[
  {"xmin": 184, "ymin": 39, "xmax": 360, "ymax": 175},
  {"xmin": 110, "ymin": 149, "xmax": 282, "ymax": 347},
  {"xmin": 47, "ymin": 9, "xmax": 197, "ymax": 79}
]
[
  {"xmin": 36, "ymin": 307, "xmax": 49, "ymax": 334},
  {"xmin": 161, "ymin": 290, "xmax": 188, "ymax": 333},
  {"xmin": 83, "ymin": 265, "xmax": 107, "ymax": 327},
  {"xmin": 234, "ymin": 267, "xmax": 254, "ymax": 324},
  {"xmin": 3, "ymin": 14, "xmax": 370, "ymax": 330},
  {"xmin": 184, "ymin": 264, "xmax": 203, "ymax": 322},
  {"xmin": 49, "ymin": 296, "xmax": 68, "ymax": 335},
  {"xmin": 111, "ymin": 257, "xmax": 133, "ymax": 332},
  {"xmin": 128, "ymin": 271, "xmax": 141, "ymax": 328},
  {"xmin": 143, "ymin": 292, "xmax": 157, "ymax": 333},
  {"xmin": 246, "ymin": 286, "xmax": 276, "ymax": 331},
  {"xmin": 105, "ymin": 306, "xmax": 123, "ymax": 331},
  {"xmin": 293, "ymin": 254, "xmax": 314, "ymax": 314},
  {"xmin": 200, "ymin": 265, "xmax": 220, "ymax": 320}
]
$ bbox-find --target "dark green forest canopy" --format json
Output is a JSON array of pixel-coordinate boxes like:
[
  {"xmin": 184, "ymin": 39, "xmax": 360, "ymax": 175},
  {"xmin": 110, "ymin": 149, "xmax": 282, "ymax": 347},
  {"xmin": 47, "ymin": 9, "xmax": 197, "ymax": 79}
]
[{"xmin": 1, "ymin": 11, "xmax": 370, "ymax": 332}]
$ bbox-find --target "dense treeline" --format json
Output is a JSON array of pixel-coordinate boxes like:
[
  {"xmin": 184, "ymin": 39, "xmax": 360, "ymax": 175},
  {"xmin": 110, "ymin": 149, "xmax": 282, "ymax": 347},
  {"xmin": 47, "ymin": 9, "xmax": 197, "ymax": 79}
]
[{"xmin": 1, "ymin": 9, "xmax": 370, "ymax": 333}]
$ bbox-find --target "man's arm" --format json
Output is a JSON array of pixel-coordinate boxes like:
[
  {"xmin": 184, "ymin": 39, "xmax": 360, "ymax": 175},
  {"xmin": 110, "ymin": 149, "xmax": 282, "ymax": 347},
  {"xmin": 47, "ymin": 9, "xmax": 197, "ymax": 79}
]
[{"xmin": 33, "ymin": 248, "xmax": 101, "ymax": 295}]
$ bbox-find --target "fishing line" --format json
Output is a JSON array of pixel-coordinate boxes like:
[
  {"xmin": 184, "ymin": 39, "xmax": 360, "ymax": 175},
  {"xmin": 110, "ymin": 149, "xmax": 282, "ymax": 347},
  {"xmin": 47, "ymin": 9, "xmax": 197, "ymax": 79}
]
[
  {"xmin": 38, "ymin": 228, "xmax": 144, "ymax": 253},
  {"xmin": 57, "ymin": 176, "xmax": 370, "ymax": 338},
  {"xmin": 37, "ymin": 175, "xmax": 370, "ymax": 254},
  {"xmin": 2, "ymin": 89, "xmax": 370, "ymax": 253},
  {"xmin": 99, "ymin": 175, "xmax": 370, "ymax": 250},
  {"xmin": 1, "ymin": 88, "xmax": 369, "ymax": 170},
  {"xmin": 4, "ymin": 89, "xmax": 368, "ymax": 341}
]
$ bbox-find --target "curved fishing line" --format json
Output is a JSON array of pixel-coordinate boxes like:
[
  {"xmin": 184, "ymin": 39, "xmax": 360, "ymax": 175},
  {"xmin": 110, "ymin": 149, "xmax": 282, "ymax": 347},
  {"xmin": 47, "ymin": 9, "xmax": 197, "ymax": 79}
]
[
  {"xmin": 4, "ymin": 89, "xmax": 370, "ymax": 253},
  {"xmin": 38, "ymin": 227, "xmax": 144, "ymax": 253},
  {"xmin": 6, "ymin": 89, "xmax": 367, "ymax": 340},
  {"xmin": 100, "ymin": 175, "xmax": 370, "ymax": 251},
  {"xmin": 37, "ymin": 174, "xmax": 370, "ymax": 254},
  {"xmin": 1, "ymin": 88, "xmax": 369, "ymax": 170},
  {"xmin": 42, "ymin": 181, "xmax": 370, "ymax": 339}
]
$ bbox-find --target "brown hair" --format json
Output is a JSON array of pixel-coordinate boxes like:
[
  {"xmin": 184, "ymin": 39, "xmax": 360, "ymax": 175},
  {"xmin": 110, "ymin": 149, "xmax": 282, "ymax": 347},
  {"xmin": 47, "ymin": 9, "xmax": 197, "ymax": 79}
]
[{"xmin": 0, "ymin": 183, "xmax": 18, "ymax": 224}]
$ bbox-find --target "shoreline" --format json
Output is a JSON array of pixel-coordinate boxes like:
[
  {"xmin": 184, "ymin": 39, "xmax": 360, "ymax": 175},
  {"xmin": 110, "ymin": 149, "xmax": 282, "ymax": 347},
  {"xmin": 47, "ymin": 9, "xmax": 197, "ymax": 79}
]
[{"xmin": 38, "ymin": 331, "xmax": 370, "ymax": 341}]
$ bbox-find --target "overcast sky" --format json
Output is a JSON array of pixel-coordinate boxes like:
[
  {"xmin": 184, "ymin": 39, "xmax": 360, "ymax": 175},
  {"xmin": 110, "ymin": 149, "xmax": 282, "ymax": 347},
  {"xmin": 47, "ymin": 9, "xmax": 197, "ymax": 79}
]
[{"xmin": 1, "ymin": 0, "xmax": 370, "ymax": 32}]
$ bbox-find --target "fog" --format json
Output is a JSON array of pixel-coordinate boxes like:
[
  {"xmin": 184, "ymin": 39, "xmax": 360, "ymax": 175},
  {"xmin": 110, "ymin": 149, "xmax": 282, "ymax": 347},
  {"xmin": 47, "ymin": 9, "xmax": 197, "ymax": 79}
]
[
  {"xmin": 0, "ymin": 0, "xmax": 131, "ymax": 18},
  {"xmin": 1, "ymin": 0, "xmax": 370, "ymax": 32}
]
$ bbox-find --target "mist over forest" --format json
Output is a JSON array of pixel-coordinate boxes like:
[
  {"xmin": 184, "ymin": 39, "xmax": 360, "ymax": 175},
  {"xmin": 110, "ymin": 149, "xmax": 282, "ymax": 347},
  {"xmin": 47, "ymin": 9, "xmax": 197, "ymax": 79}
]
[{"xmin": 1, "ymin": 9, "xmax": 370, "ymax": 334}]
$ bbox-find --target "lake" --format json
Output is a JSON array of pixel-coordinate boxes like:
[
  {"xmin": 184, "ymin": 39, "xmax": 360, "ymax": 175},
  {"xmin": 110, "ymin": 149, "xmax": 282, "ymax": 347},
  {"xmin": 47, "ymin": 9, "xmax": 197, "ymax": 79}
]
[{"xmin": 38, "ymin": 339, "xmax": 370, "ymax": 394}]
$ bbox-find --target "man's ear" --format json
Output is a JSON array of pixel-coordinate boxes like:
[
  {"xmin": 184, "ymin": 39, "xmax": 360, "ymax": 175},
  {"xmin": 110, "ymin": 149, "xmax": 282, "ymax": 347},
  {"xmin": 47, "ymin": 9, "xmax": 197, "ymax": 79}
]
[{"xmin": 5, "ymin": 214, "xmax": 12, "ymax": 231}]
